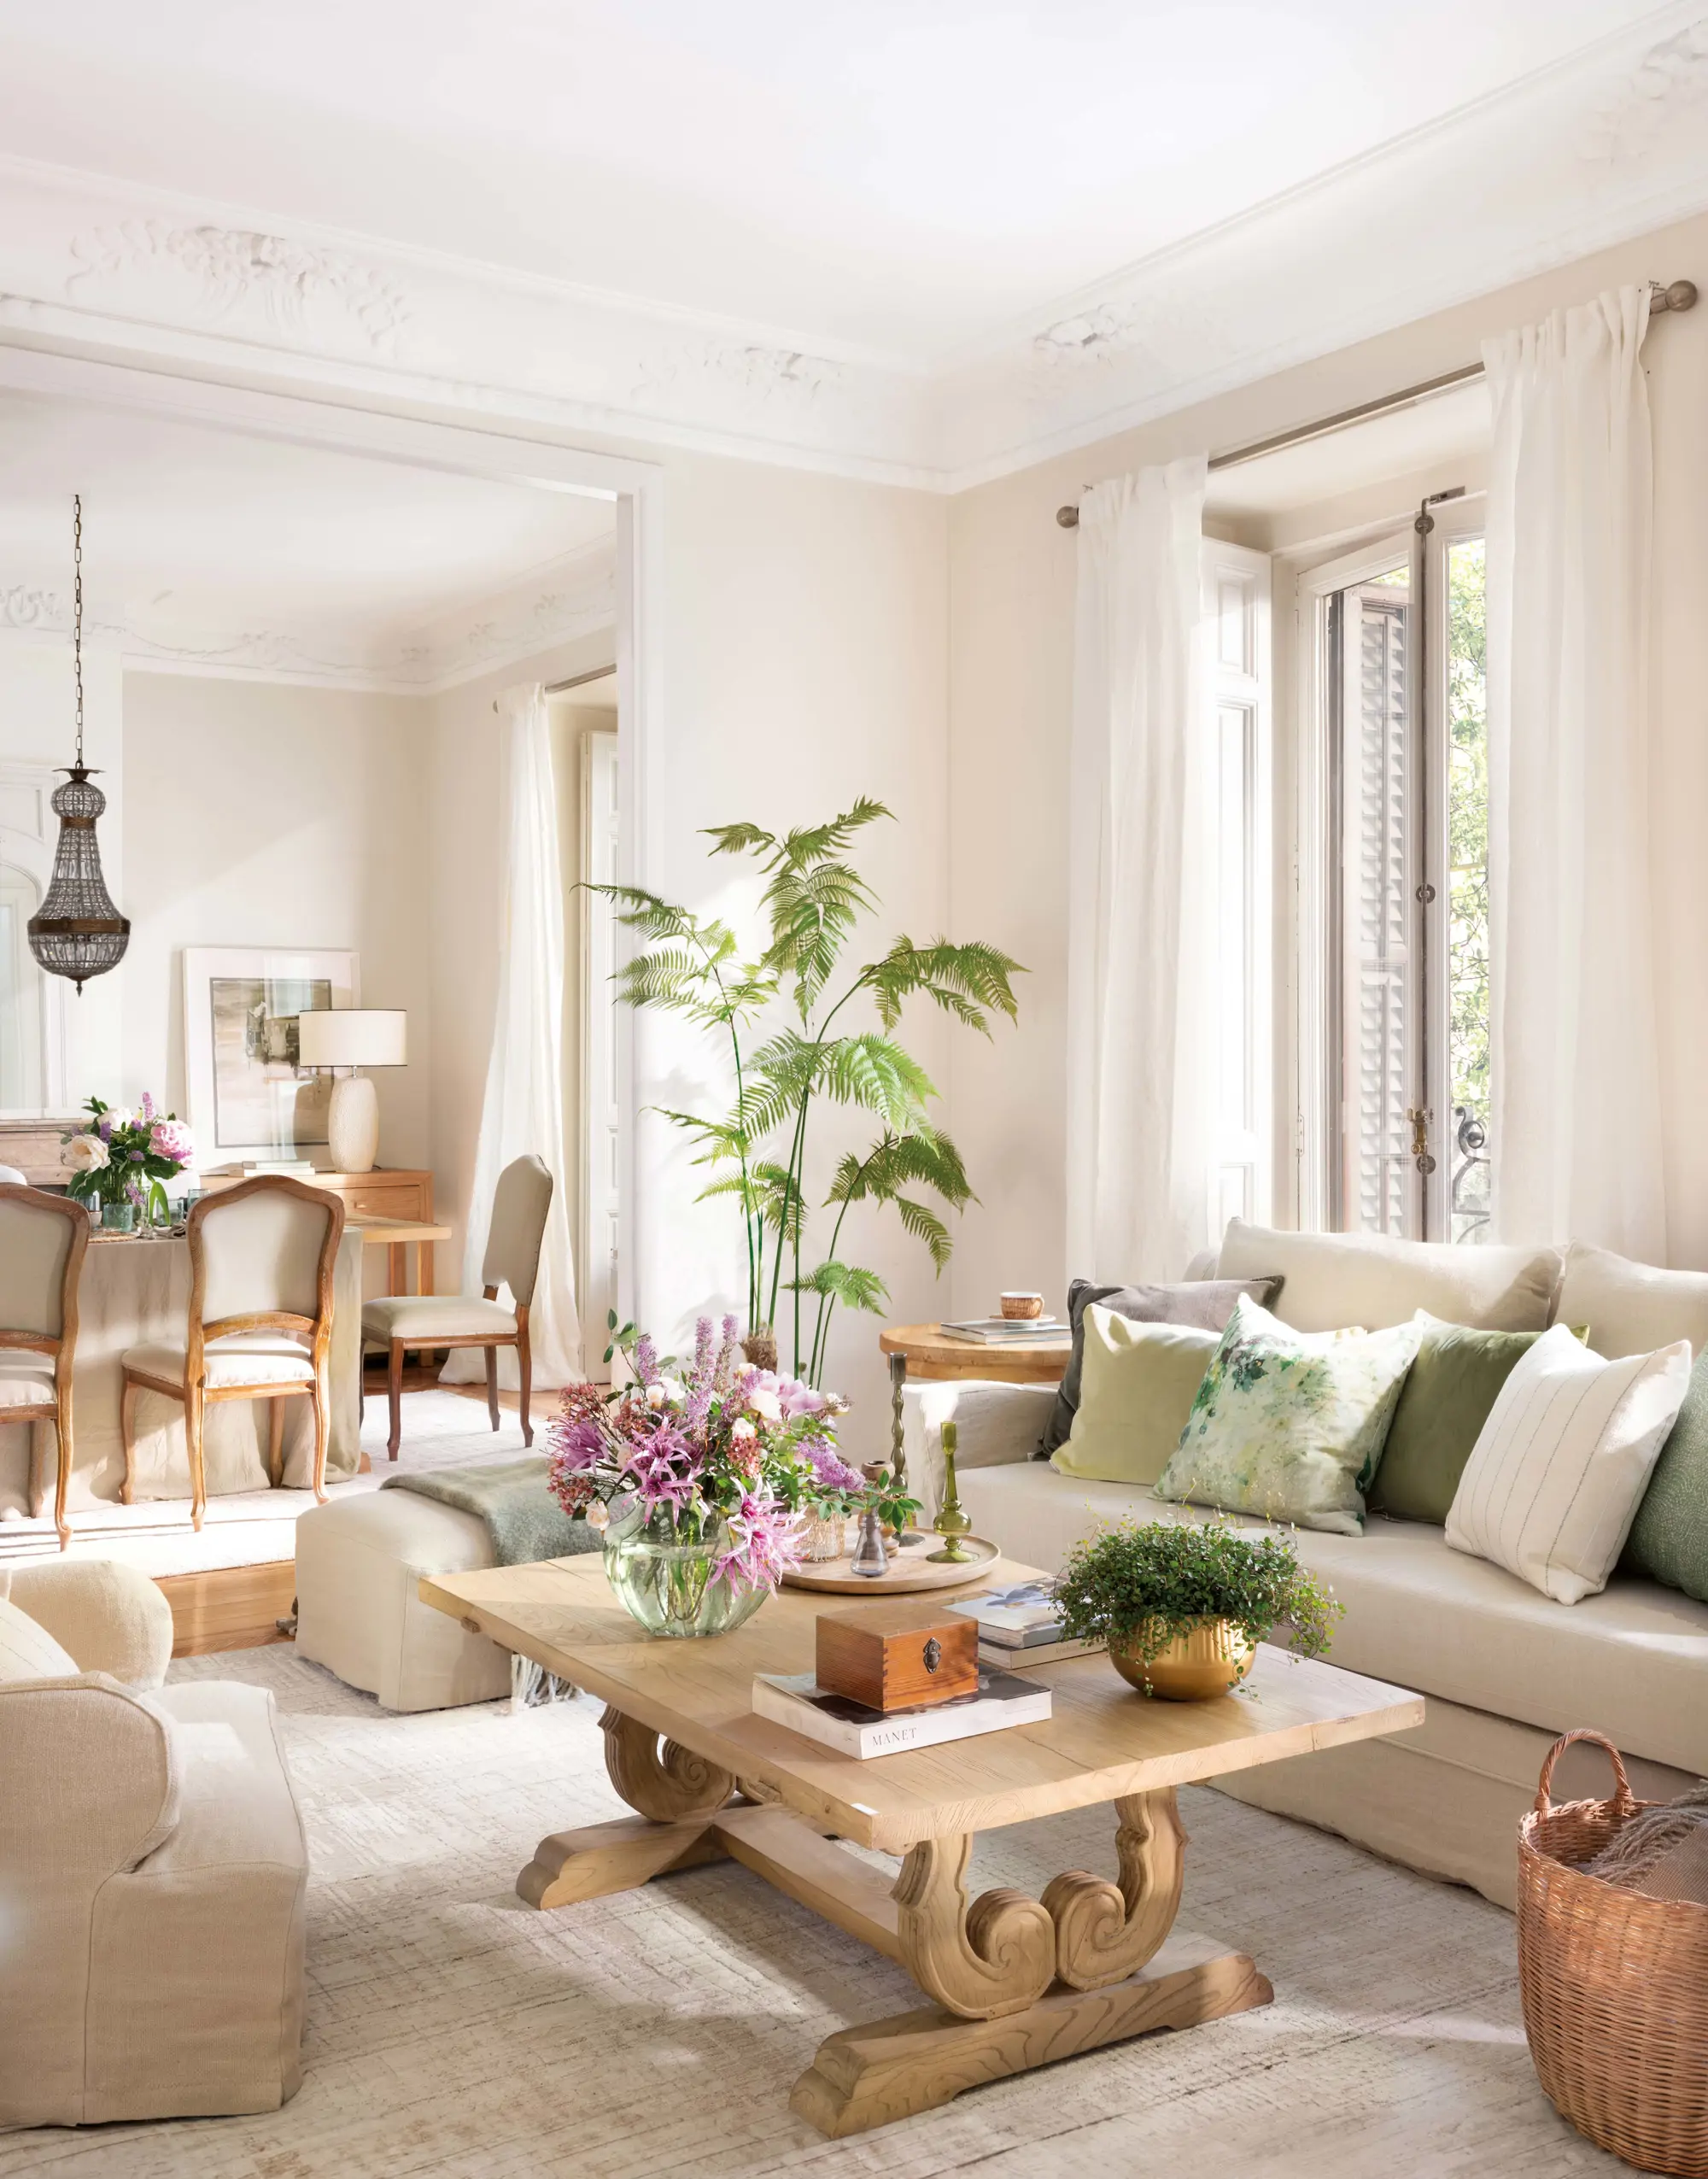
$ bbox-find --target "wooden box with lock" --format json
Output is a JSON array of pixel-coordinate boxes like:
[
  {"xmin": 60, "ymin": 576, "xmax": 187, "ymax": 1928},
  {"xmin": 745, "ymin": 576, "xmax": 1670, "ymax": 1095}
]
[{"xmin": 813, "ymin": 1600, "xmax": 980, "ymax": 1713}]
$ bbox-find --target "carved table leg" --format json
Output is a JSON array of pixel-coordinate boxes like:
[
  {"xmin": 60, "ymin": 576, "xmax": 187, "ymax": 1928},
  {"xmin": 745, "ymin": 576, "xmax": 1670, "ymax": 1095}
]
[
  {"xmin": 518, "ymin": 1705, "xmax": 738, "ymax": 1912},
  {"xmin": 892, "ymin": 1833, "xmax": 1056, "ymax": 2020},
  {"xmin": 1042, "ymin": 1788, "xmax": 1187, "ymax": 1989},
  {"xmin": 792, "ymin": 1795, "xmax": 1270, "ymax": 2136},
  {"xmin": 600, "ymin": 1704, "xmax": 738, "ymax": 1821}
]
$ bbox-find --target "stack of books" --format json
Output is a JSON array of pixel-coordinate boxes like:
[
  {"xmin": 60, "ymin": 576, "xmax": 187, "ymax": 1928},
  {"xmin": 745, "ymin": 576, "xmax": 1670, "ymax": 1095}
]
[
  {"xmin": 239, "ymin": 1159, "xmax": 319, "ymax": 1179},
  {"xmin": 938, "ymin": 1315, "xmax": 1065, "ymax": 1345},
  {"xmin": 752, "ymin": 1666, "xmax": 1051, "ymax": 1759},
  {"xmin": 947, "ymin": 1581, "xmax": 1103, "ymax": 1670}
]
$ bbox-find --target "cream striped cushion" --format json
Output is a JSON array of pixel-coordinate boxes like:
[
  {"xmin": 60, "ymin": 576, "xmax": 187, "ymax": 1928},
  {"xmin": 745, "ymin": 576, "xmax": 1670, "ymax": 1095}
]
[
  {"xmin": 0, "ymin": 1595, "xmax": 78, "ymax": 1683},
  {"xmin": 1446, "ymin": 1323, "xmax": 1691, "ymax": 1603}
]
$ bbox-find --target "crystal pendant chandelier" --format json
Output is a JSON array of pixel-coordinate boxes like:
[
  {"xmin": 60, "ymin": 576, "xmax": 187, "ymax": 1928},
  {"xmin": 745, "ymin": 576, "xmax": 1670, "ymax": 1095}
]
[{"xmin": 27, "ymin": 495, "xmax": 129, "ymax": 993}]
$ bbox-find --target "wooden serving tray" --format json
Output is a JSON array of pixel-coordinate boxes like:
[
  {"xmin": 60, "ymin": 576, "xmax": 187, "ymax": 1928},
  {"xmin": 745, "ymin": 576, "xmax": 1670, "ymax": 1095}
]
[{"xmin": 782, "ymin": 1532, "xmax": 1000, "ymax": 1594}]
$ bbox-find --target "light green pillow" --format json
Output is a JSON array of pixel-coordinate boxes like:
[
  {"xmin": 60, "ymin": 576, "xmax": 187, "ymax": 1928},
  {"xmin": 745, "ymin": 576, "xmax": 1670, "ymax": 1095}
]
[
  {"xmin": 1621, "ymin": 1344, "xmax": 1708, "ymax": 1602},
  {"xmin": 1155, "ymin": 1292, "xmax": 1422, "ymax": 1536},
  {"xmin": 1050, "ymin": 1309, "xmax": 1220, "ymax": 1486}
]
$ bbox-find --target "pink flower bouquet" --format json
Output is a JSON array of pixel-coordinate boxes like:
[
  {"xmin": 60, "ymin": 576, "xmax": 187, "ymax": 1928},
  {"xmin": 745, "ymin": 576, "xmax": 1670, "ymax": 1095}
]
[
  {"xmin": 61, "ymin": 1092, "xmax": 193, "ymax": 1223},
  {"xmin": 547, "ymin": 1315, "xmax": 869, "ymax": 1612}
]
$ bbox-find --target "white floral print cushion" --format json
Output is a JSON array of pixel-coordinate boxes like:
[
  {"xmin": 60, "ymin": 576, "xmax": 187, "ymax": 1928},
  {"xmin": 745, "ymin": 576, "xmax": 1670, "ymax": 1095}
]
[{"xmin": 1155, "ymin": 1293, "xmax": 1422, "ymax": 1535}]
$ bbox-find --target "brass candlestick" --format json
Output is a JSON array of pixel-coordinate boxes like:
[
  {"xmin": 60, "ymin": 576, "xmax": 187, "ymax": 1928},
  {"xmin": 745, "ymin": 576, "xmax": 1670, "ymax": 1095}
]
[{"xmin": 927, "ymin": 1420, "xmax": 974, "ymax": 1563}]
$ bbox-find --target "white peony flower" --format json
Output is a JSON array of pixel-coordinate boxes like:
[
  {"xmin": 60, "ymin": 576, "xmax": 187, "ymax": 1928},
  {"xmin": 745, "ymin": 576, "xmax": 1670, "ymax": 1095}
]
[
  {"xmin": 104, "ymin": 1108, "xmax": 133, "ymax": 1131},
  {"xmin": 747, "ymin": 1387, "xmax": 781, "ymax": 1423},
  {"xmin": 66, "ymin": 1133, "xmax": 109, "ymax": 1174}
]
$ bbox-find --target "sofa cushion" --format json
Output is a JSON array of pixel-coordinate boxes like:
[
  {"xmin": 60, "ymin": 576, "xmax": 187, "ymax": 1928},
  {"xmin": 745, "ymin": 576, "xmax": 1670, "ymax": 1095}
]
[
  {"xmin": 1042, "ymin": 1273, "xmax": 1282, "ymax": 1452},
  {"xmin": 1050, "ymin": 1311, "xmax": 1218, "ymax": 1487},
  {"xmin": 1369, "ymin": 1318, "xmax": 1544, "ymax": 1524},
  {"xmin": 0, "ymin": 1594, "xmax": 78, "ymax": 1683},
  {"xmin": 1554, "ymin": 1240, "xmax": 1708, "ymax": 1360},
  {"xmin": 1215, "ymin": 1217, "xmax": 1560, "ymax": 1333},
  {"xmin": 955, "ymin": 1461, "xmax": 1708, "ymax": 1778},
  {"xmin": 1155, "ymin": 1295, "xmax": 1420, "ymax": 1535},
  {"xmin": 1446, "ymin": 1325, "xmax": 1690, "ymax": 1603},
  {"xmin": 1621, "ymin": 1344, "xmax": 1708, "ymax": 1603}
]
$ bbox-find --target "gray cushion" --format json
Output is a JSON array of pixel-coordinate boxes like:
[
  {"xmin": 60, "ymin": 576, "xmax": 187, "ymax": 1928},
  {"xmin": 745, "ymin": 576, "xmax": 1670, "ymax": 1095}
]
[{"xmin": 1039, "ymin": 1273, "xmax": 1283, "ymax": 1455}]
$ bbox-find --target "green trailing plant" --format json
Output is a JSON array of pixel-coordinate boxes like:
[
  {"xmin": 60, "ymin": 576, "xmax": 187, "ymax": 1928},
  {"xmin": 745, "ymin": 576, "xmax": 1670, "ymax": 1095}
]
[
  {"xmin": 595, "ymin": 799, "xmax": 1022, "ymax": 1384},
  {"xmin": 1052, "ymin": 1517, "xmax": 1342, "ymax": 1670}
]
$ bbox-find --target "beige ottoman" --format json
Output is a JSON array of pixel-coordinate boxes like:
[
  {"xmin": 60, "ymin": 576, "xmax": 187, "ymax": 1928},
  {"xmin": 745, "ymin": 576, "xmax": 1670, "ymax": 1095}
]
[{"xmin": 294, "ymin": 1487, "xmax": 513, "ymax": 1712}]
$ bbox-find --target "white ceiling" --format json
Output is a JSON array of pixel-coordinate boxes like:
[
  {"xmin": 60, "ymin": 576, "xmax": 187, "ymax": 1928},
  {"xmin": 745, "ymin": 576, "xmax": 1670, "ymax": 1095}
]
[
  {"xmin": 0, "ymin": 0, "xmax": 1675, "ymax": 366},
  {"xmin": 0, "ymin": 390, "xmax": 616, "ymax": 688}
]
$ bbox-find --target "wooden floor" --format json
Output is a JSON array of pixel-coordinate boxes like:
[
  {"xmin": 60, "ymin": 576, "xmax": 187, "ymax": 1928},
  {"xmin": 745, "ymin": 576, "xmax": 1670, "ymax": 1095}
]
[{"xmin": 161, "ymin": 1365, "xmax": 518, "ymax": 1655}]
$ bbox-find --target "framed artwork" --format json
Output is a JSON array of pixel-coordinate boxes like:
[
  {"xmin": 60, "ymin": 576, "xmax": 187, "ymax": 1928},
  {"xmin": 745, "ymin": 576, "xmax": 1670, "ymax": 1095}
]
[{"xmin": 183, "ymin": 947, "xmax": 360, "ymax": 1167}]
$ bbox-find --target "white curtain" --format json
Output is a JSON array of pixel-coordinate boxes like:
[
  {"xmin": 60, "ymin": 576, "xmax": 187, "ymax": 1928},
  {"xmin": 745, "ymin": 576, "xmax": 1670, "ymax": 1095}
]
[
  {"xmin": 1483, "ymin": 287, "xmax": 1664, "ymax": 1258},
  {"xmin": 1066, "ymin": 456, "xmax": 1214, "ymax": 1285},
  {"xmin": 442, "ymin": 684, "xmax": 582, "ymax": 1388}
]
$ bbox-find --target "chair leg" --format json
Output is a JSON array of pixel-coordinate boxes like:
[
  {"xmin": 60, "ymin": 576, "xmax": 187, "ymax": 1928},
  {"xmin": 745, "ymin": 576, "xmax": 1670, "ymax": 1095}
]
[
  {"xmin": 186, "ymin": 1385, "xmax": 207, "ymax": 1532},
  {"xmin": 518, "ymin": 1326, "xmax": 533, "ymax": 1450},
  {"xmin": 485, "ymin": 1346, "xmax": 500, "ymax": 1432},
  {"xmin": 120, "ymin": 1378, "xmax": 139, "ymax": 1507},
  {"xmin": 310, "ymin": 1374, "xmax": 330, "ymax": 1504},
  {"xmin": 388, "ymin": 1340, "xmax": 404, "ymax": 1461},
  {"xmin": 267, "ymin": 1397, "xmax": 285, "ymax": 1490},
  {"xmin": 53, "ymin": 1399, "xmax": 72, "ymax": 1552}
]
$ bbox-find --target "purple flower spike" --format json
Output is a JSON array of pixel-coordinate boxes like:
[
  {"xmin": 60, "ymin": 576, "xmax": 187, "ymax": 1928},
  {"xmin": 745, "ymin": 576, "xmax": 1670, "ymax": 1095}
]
[{"xmin": 632, "ymin": 1333, "xmax": 661, "ymax": 1389}]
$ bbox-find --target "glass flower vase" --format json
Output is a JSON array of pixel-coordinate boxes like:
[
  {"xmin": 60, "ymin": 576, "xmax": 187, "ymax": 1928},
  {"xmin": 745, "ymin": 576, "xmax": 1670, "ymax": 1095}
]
[{"xmin": 603, "ymin": 1504, "xmax": 772, "ymax": 1639}]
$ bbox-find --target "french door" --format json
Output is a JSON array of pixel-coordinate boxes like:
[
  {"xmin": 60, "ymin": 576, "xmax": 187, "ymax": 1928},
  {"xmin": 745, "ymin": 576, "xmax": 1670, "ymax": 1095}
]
[{"xmin": 1298, "ymin": 494, "xmax": 1489, "ymax": 1243}]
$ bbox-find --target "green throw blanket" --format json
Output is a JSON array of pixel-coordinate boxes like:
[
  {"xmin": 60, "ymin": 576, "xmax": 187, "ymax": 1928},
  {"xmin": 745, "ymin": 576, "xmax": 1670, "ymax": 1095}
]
[{"xmin": 380, "ymin": 1456, "xmax": 603, "ymax": 1567}]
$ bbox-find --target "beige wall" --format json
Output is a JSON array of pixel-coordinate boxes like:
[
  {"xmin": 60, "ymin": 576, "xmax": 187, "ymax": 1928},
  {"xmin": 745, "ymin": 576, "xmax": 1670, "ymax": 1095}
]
[
  {"xmin": 119, "ymin": 673, "xmax": 431, "ymax": 1167},
  {"xmin": 634, "ymin": 452, "xmax": 950, "ymax": 1453},
  {"xmin": 945, "ymin": 207, "xmax": 1708, "ymax": 1311}
]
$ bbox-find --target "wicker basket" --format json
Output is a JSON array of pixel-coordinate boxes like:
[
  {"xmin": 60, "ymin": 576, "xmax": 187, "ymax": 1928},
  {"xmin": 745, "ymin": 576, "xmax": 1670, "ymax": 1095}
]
[{"xmin": 1518, "ymin": 1729, "xmax": 1708, "ymax": 2176}]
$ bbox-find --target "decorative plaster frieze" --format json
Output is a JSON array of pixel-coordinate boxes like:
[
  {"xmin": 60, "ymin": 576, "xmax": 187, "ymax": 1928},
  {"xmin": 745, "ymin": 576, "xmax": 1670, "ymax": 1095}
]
[
  {"xmin": 0, "ymin": 541, "xmax": 616, "ymax": 696},
  {"xmin": 0, "ymin": 4, "xmax": 1704, "ymax": 490},
  {"xmin": 67, "ymin": 218, "xmax": 412, "ymax": 353}
]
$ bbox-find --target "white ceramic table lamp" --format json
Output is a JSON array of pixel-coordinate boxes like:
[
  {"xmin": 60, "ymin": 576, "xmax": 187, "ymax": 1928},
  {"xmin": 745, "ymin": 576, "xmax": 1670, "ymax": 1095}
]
[{"xmin": 295, "ymin": 1009, "xmax": 407, "ymax": 1174}]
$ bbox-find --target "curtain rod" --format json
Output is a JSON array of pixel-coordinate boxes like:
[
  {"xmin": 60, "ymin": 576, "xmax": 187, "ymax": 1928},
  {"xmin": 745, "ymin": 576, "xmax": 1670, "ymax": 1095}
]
[{"xmin": 1054, "ymin": 278, "xmax": 1697, "ymax": 528}]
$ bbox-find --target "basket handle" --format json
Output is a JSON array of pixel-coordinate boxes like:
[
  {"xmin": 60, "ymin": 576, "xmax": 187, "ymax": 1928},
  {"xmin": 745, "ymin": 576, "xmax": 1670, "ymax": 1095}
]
[{"xmin": 1533, "ymin": 1729, "xmax": 1636, "ymax": 1820}]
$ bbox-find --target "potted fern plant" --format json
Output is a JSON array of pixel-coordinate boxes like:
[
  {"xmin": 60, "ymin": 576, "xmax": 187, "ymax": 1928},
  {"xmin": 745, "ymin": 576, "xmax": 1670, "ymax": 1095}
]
[
  {"xmin": 597, "ymin": 799, "xmax": 1021, "ymax": 1384},
  {"xmin": 1052, "ymin": 1518, "xmax": 1342, "ymax": 1700}
]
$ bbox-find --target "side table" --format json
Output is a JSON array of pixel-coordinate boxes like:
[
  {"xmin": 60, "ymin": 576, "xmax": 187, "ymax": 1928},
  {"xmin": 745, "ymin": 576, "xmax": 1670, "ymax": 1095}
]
[{"xmin": 878, "ymin": 1321, "xmax": 1073, "ymax": 1485}]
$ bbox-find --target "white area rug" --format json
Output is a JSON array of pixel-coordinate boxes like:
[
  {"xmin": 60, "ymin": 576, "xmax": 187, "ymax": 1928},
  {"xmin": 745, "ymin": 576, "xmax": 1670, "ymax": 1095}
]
[
  {"xmin": 0, "ymin": 1646, "xmax": 1621, "ymax": 2178},
  {"xmin": 0, "ymin": 1391, "xmax": 534, "ymax": 1576}
]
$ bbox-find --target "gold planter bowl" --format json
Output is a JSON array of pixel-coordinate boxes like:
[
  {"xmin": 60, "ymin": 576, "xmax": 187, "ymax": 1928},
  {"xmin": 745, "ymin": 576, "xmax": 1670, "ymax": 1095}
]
[{"xmin": 1108, "ymin": 1619, "xmax": 1256, "ymax": 1701}]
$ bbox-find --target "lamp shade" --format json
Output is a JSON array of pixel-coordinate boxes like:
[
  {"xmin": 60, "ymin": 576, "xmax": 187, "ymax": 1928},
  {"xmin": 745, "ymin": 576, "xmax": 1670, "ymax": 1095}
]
[{"xmin": 295, "ymin": 1008, "xmax": 407, "ymax": 1070}]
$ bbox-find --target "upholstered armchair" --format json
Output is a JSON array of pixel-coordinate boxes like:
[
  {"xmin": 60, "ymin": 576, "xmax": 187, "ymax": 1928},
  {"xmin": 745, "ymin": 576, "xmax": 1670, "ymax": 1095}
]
[
  {"xmin": 0, "ymin": 1557, "xmax": 308, "ymax": 2127},
  {"xmin": 0, "ymin": 1184, "xmax": 89, "ymax": 1549},
  {"xmin": 120, "ymin": 1175, "xmax": 344, "ymax": 1530},
  {"xmin": 362, "ymin": 1153, "xmax": 553, "ymax": 1459}
]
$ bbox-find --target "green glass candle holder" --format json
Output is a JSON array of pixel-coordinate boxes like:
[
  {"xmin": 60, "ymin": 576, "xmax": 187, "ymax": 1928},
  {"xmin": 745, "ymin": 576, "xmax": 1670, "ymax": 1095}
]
[{"xmin": 927, "ymin": 1419, "xmax": 974, "ymax": 1563}]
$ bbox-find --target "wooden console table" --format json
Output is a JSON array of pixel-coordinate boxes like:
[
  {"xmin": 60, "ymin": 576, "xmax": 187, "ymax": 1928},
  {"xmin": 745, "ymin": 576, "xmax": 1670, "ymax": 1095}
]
[{"xmin": 421, "ymin": 1554, "xmax": 1423, "ymax": 2137}]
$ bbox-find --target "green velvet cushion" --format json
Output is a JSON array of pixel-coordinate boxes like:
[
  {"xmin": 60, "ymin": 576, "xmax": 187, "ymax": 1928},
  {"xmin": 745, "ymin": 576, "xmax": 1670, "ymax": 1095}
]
[
  {"xmin": 1621, "ymin": 1344, "xmax": 1708, "ymax": 1602},
  {"xmin": 1368, "ymin": 1317, "xmax": 1542, "ymax": 1524},
  {"xmin": 1050, "ymin": 1309, "xmax": 1220, "ymax": 1488}
]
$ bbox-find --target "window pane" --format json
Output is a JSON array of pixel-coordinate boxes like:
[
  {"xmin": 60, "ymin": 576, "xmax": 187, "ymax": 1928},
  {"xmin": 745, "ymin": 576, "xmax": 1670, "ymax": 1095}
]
[{"xmin": 1446, "ymin": 537, "xmax": 1490, "ymax": 1243}]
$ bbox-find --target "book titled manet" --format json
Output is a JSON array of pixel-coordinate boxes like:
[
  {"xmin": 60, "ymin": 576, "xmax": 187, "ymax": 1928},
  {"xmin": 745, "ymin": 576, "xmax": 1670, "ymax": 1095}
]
[{"xmin": 752, "ymin": 1666, "xmax": 1051, "ymax": 1759}]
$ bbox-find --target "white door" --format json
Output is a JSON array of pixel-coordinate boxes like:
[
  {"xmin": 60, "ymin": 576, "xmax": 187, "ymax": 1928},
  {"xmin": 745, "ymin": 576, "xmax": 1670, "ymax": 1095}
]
[{"xmin": 581, "ymin": 729, "xmax": 621, "ymax": 1375}]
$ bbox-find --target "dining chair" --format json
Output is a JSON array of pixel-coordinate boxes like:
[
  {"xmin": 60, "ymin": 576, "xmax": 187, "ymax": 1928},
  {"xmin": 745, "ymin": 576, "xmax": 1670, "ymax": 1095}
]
[
  {"xmin": 0, "ymin": 1184, "xmax": 90, "ymax": 1550},
  {"xmin": 361, "ymin": 1154, "xmax": 553, "ymax": 1461},
  {"xmin": 120, "ymin": 1175, "xmax": 345, "ymax": 1532}
]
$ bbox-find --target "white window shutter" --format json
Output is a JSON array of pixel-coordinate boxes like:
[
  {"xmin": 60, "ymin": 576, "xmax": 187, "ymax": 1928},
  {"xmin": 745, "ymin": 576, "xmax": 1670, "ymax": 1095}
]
[{"xmin": 1343, "ymin": 585, "xmax": 1418, "ymax": 1236}]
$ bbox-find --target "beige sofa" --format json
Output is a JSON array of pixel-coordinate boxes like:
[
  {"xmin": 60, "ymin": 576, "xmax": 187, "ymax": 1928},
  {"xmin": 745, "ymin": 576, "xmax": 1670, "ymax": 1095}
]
[
  {"xmin": 0, "ymin": 1559, "xmax": 308, "ymax": 2129},
  {"xmin": 903, "ymin": 1223, "xmax": 1708, "ymax": 1909}
]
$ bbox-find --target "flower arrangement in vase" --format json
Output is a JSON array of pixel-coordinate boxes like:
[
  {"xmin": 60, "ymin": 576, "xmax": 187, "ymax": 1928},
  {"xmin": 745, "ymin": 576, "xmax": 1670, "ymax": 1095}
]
[
  {"xmin": 547, "ymin": 1314, "xmax": 879, "ymax": 1637},
  {"xmin": 61, "ymin": 1094, "xmax": 194, "ymax": 1230}
]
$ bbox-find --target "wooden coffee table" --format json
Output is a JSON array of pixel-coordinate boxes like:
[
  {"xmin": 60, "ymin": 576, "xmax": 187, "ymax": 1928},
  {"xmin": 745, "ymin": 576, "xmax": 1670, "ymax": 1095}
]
[{"xmin": 420, "ymin": 1555, "xmax": 1424, "ymax": 2136}]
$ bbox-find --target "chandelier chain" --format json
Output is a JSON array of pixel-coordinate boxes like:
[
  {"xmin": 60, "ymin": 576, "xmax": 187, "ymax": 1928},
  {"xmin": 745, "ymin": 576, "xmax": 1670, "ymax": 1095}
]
[{"xmin": 73, "ymin": 491, "xmax": 84, "ymax": 767}]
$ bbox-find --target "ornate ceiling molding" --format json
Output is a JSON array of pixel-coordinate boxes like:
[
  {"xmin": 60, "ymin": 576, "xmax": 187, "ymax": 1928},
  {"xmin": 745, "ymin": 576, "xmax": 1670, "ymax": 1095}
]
[
  {"xmin": 0, "ymin": 538, "xmax": 616, "ymax": 696},
  {"xmin": 0, "ymin": 8, "xmax": 1704, "ymax": 489}
]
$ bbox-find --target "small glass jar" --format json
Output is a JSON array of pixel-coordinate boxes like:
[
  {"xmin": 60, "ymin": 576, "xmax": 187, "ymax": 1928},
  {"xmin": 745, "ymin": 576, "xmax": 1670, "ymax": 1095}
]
[
  {"xmin": 101, "ymin": 1201, "xmax": 137, "ymax": 1233},
  {"xmin": 801, "ymin": 1512, "xmax": 847, "ymax": 1561}
]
